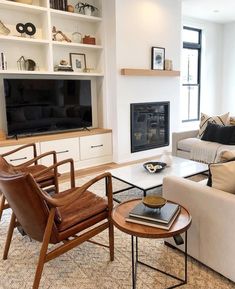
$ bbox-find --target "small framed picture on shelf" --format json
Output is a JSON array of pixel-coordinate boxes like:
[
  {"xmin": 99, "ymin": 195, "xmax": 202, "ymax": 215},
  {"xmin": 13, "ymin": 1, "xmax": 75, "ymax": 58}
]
[
  {"xmin": 151, "ymin": 47, "xmax": 165, "ymax": 70},
  {"xmin": 69, "ymin": 53, "xmax": 87, "ymax": 72}
]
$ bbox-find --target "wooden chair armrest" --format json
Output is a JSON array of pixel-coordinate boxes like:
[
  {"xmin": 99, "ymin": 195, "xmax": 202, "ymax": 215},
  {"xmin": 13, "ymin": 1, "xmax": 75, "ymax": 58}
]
[
  {"xmin": 15, "ymin": 151, "xmax": 57, "ymax": 169},
  {"xmin": 1, "ymin": 143, "xmax": 37, "ymax": 160},
  {"xmin": 33, "ymin": 158, "xmax": 75, "ymax": 188},
  {"xmin": 38, "ymin": 172, "xmax": 113, "ymax": 209}
]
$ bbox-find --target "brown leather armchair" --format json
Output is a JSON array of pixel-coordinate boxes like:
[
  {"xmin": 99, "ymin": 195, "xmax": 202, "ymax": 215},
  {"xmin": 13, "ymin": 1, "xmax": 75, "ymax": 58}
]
[
  {"xmin": 0, "ymin": 158, "xmax": 114, "ymax": 289},
  {"xmin": 0, "ymin": 143, "xmax": 59, "ymax": 223}
]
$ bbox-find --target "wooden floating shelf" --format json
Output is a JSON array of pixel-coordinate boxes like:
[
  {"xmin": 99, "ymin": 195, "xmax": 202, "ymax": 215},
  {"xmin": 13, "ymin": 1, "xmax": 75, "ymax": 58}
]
[{"xmin": 121, "ymin": 68, "xmax": 180, "ymax": 77}]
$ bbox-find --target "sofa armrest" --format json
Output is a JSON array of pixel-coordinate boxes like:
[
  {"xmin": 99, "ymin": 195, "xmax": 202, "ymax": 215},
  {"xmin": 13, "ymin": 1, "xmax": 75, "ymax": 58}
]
[
  {"xmin": 162, "ymin": 176, "xmax": 235, "ymax": 281},
  {"xmin": 172, "ymin": 130, "xmax": 199, "ymax": 156}
]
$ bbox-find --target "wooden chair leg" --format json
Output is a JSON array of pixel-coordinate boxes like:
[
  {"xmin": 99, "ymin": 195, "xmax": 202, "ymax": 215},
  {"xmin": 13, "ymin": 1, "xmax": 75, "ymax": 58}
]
[
  {"xmin": 33, "ymin": 209, "xmax": 55, "ymax": 289},
  {"xmin": 109, "ymin": 221, "xmax": 114, "ymax": 261},
  {"xmin": 0, "ymin": 194, "xmax": 5, "ymax": 222},
  {"xmin": 3, "ymin": 212, "xmax": 16, "ymax": 260}
]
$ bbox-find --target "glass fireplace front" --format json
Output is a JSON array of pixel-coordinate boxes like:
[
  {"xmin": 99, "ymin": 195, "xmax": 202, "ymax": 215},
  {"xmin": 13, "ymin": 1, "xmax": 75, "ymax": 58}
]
[{"xmin": 131, "ymin": 102, "xmax": 169, "ymax": 153}]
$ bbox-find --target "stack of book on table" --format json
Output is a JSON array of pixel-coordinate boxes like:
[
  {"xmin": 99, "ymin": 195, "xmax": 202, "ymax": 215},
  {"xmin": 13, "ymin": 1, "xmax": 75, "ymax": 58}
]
[{"xmin": 126, "ymin": 202, "xmax": 180, "ymax": 230}]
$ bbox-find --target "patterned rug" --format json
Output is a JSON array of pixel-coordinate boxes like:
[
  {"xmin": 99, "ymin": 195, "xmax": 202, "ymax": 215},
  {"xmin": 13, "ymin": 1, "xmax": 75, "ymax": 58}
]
[{"xmin": 0, "ymin": 175, "xmax": 234, "ymax": 289}]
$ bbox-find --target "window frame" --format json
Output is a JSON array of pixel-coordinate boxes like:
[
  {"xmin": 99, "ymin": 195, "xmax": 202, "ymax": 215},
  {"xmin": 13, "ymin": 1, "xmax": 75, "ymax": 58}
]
[{"xmin": 182, "ymin": 26, "xmax": 202, "ymax": 122}]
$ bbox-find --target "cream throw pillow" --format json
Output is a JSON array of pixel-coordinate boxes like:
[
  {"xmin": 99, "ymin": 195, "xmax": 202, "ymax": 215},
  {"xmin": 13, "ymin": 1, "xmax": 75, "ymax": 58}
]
[
  {"xmin": 198, "ymin": 112, "xmax": 230, "ymax": 138},
  {"xmin": 219, "ymin": 150, "xmax": 235, "ymax": 162},
  {"xmin": 209, "ymin": 161, "xmax": 235, "ymax": 194}
]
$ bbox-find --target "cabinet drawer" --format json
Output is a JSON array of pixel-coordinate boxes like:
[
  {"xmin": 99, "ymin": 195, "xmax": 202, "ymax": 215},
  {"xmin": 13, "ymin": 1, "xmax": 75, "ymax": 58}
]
[
  {"xmin": 80, "ymin": 133, "xmax": 112, "ymax": 160},
  {"xmin": 40, "ymin": 138, "xmax": 79, "ymax": 173},
  {"xmin": 0, "ymin": 143, "xmax": 40, "ymax": 166}
]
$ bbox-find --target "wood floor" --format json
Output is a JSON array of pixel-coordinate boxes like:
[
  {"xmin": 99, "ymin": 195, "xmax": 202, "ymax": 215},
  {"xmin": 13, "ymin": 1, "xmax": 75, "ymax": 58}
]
[{"xmin": 60, "ymin": 154, "xmax": 162, "ymax": 181}]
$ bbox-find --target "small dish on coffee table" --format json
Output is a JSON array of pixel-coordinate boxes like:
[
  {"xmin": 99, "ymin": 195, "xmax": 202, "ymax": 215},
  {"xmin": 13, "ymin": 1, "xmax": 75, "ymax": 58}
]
[
  {"xmin": 142, "ymin": 195, "xmax": 167, "ymax": 209},
  {"xmin": 143, "ymin": 161, "xmax": 166, "ymax": 173}
]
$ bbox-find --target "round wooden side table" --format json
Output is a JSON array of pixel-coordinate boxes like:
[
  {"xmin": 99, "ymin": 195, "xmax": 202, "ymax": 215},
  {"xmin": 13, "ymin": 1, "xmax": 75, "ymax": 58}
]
[{"xmin": 111, "ymin": 198, "xmax": 192, "ymax": 289}]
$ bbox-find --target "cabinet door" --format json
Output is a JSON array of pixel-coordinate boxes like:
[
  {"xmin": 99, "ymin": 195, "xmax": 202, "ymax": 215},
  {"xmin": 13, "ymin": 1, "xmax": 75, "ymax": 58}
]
[
  {"xmin": 40, "ymin": 138, "xmax": 79, "ymax": 173},
  {"xmin": 80, "ymin": 133, "xmax": 112, "ymax": 160},
  {"xmin": 0, "ymin": 143, "xmax": 40, "ymax": 166}
]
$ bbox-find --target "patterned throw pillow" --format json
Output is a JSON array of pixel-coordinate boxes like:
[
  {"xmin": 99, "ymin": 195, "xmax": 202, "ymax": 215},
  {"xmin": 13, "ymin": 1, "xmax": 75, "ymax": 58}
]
[
  {"xmin": 230, "ymin": 117, "xmax": 235, "ymax": 125},
  {"xmin": 198, "ymin": 112, "xmax": 230, "ymax": 139}
]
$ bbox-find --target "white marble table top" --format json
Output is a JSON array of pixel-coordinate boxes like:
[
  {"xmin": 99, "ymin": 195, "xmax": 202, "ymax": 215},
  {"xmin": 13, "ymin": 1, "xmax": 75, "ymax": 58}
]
[{"xmin": 108, "ymin": 156, "xmax": 208, "ymax": 191}]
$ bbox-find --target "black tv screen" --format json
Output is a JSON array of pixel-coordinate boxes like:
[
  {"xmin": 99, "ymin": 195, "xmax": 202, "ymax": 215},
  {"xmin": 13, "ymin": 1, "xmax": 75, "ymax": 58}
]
[{"xmin": 3, "ymin": 79, "xmax": 93, "ymax": 137}]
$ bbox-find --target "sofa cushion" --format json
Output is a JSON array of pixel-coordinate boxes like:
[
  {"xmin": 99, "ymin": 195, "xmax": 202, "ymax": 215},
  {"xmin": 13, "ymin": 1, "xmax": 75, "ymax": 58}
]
[
  {"xmin": 177, "ymin": 137, "xmax": 202, "ymax": 152},
  {"xmin": 207, "ymin": 161, "xmax": 235, "ymax": 194},
  {"xmin": 219, "ymin": 150, "xmax": 235, "ymax": 162},
  {"xmin": 198, "ymin": 112, "xmax": 230, "ymax": 139},
  {"xmin": 202, "ymin": 122, "xmax": 235, "ymax": 145}
]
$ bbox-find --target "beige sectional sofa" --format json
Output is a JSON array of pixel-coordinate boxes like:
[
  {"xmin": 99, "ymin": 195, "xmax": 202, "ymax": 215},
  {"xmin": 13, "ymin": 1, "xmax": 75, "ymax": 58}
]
[
  {"xmin": 172, "ymin": 129, "xmax": 235, "ymax": 163},
  {"xmin": 163, "ymin": 175, "xmax": 235, "ymax": 282}
]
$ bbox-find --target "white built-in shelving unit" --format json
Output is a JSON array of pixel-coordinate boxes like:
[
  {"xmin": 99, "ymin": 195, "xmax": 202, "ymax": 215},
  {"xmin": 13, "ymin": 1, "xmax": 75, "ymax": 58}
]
[
  {"xmin": 0, "ymin": 0, "xmax": 114, "ymax": 172},
  {"xmin": 0, "ymin": 0, "xmax": 103, "ymax": 76}
]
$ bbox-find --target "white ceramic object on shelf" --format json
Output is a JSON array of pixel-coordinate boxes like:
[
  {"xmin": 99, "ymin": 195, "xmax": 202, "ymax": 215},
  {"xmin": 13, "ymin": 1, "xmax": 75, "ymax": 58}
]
[
  {"xmin": 160, "ymin": 150, "xmax": 172, "ymax": 167},
  {"xmin": 72, "ymin": 32, "xmax": 82, "ymax": 43},
  {"xmin": 84, "ymin": 7, "xmax": 92, "ymax": 16},
  {"xmin": 14, "ymin": 0, "xmax": 33, "ymax": 4}
]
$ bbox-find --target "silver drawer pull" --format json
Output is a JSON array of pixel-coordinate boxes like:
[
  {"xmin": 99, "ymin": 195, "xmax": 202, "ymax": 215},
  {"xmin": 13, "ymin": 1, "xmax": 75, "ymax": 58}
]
[
  {"xmin": 91, "ymin": 144, "xmax": 103, "ymax": 148},
  {"xmin": 10, "ymin": 157, "xmax": 27, "ymax": 162},
  {"xmin": 56, "ymin": 150, "xmax": 69, "ymax": 154}
]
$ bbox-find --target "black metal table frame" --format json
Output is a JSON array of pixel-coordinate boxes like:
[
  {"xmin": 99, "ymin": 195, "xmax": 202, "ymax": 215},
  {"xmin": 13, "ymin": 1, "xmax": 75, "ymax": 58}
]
[
  {"xmin": 111, "ymin": 172, "xmax": 206, "ymax": 203},
  {"xmin": 131, "ymin": 231, "xmax": 188, "ymax": 289},
  {"xmin": 111, "ymin": 175, "xmax": 160, "ymax": 203}
]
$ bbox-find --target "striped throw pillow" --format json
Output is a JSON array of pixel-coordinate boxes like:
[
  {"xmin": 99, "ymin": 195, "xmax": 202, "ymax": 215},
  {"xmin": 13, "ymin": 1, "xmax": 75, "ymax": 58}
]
[{"xmin": 198, "ymin": 112, "xmax": 230, "ymax": 139}]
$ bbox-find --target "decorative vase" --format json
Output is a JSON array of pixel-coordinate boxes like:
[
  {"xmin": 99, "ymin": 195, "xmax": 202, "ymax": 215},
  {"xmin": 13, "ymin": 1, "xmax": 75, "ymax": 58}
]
[
  {"xmin": 72, "ymin": 32, "xmax": 82, "ymax": 43},
  {"xmin": 67, "ymin": 5, "xmax": 74, "ymax": 13},
  {"xmin": 84, "ymin": 7, "xmax": 92, "ymax": 16},
  {"xmin": 14, "ymin": 0, "xmax": 33, "ymax": 4},
  {"xmin": 160, "ymin": 150, "xmax": 172, "ymax": 167}
]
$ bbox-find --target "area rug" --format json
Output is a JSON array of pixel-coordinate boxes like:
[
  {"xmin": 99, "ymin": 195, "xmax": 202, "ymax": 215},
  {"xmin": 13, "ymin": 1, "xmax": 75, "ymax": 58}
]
[{"xmin": 0, "ymin": 175, "xmax": 234, "ymax": 289}]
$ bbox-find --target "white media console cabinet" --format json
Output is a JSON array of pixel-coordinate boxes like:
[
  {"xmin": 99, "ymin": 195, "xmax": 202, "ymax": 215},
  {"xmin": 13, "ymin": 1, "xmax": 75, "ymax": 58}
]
[{"xmin": 0, "ymin": 128, "xmax": 112, "ymax": 173}]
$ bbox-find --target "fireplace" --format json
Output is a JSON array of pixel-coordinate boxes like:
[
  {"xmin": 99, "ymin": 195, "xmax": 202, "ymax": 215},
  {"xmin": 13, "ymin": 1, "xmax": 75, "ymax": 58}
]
[{"xmin": 131, "ymin": 102, "xmax": 169, "ymax": 153}]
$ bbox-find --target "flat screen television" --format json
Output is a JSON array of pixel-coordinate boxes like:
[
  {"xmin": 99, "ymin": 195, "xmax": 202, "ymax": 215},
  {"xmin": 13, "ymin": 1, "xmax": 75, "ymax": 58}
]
[{"xmin": 3, "ymin": 78, "xmax": 93, "ymax": 137}]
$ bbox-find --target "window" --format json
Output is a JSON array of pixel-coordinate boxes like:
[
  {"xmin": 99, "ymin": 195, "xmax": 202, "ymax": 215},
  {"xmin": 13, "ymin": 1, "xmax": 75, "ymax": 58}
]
[{"xmin": 182, "ymin": 26, "xmax": 201, "ymax": 122}]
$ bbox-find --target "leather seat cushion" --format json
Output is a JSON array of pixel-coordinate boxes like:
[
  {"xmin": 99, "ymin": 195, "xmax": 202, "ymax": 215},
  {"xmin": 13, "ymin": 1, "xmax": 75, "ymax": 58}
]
[
  {"xmin": 57, "ymin": 189, "xmax": 108, "ymax": 232},
  {"xmin": 177, "ymin": 138, "xmax": 202, "ymax": 152}
]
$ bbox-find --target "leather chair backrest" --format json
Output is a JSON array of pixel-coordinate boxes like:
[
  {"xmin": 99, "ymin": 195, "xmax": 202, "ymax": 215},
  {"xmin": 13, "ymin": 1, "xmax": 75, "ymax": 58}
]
[
  {"xmin": 0, "ymin": 155, "xmax": 16, "ymax": 174},
  {"xmin": 0, "ymin": 172, "xmax": 57, "ymax": 243}
]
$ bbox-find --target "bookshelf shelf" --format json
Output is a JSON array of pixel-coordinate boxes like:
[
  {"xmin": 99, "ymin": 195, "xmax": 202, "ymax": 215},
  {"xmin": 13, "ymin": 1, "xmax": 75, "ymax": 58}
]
[{"xmin": 0, "ymin": 0, "xmax": 103, "ymax": 75}]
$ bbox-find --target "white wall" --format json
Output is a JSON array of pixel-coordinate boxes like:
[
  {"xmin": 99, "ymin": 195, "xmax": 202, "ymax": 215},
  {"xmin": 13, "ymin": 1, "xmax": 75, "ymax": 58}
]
[
  {"xmin": 221, "ymin": 22, "xmax": 235, "ymax": 114},
  {"xmin": 107, "ymin": 0, "xmax": 182, "ymax": 163},
  {"xmin": 181, "ymin": 17, "xmax": 224, "ymax": 131}
]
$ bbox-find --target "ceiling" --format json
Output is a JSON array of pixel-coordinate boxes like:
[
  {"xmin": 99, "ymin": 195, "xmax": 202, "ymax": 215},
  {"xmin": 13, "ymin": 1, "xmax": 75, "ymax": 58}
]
[{"xmin": 182, "ymin": 0, "xmax": 235, "ymax": 23}]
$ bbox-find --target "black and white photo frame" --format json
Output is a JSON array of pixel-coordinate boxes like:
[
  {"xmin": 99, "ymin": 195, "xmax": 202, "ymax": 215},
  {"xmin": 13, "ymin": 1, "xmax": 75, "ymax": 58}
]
[
  {"xmin": 151, "ymin": 47, "xmax": 165, "ymax": 70},
  {"xmin": 69, "ymin": 53, "xmax": 87, "ymax": 72}
]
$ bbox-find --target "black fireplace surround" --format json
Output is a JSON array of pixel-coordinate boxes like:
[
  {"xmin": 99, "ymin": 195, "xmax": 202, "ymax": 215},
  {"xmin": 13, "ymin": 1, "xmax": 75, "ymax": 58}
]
[{"xmin": 131, "ymin": 101, "xmax": 169, "ymax": 153}]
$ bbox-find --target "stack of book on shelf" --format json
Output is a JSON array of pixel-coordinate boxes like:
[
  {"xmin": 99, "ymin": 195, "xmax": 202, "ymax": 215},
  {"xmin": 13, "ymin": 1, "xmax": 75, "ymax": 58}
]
[
  {"xmin": 126, "ymin": 202, "xmax": 180, "ymax": 230},
  {"xmin": 50, "ymin": 0, "xmax": 68, "ymax": 11},
  {"xmin": 54, "ymin": 64, "xmax": 73, "ymax": 72},
  {"xmin": 0, "ymin": 52, "xmax": 7, "ymax": 70}
]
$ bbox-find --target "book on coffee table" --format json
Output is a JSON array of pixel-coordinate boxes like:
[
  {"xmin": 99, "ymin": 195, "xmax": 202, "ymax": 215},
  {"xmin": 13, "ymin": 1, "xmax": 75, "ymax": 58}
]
[
  {"xmin": 128, "ymin": 202, "xmax": 180, "ymax": 224},
  {"xmin": 126, "ymin": 206, "xmax": 180, "ymax": 230}
]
